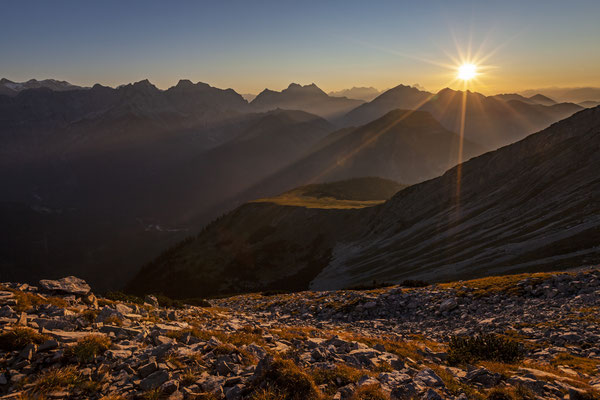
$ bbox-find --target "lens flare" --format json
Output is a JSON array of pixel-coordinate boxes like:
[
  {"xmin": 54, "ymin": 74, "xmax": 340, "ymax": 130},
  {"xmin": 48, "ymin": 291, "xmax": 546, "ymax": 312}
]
[{"xmin": 457, "ymin": 63, "xmax": 477, "ymax": 80}]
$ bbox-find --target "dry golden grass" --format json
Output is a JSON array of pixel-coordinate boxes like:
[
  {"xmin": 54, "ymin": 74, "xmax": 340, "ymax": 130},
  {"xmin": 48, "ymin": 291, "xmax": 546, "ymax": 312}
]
[
  {"xmin": 9, "ymin": 290, "xmax": 68, "ymax": 312},
  {"xmin": 0, "ymin": 327, "xmax": 50, "ymax": 351},
  {"xmin": 311, "ymin": 364, "xmax": 366, "ymax": 395},
  {"xmin": 251, "ymin": 358, "xmax": 321, "ymax": 400},
  {"xmin": 270, "ymin": 326, "xmax": 333, "ymax": 342},
  {"xmin": 551, "ymin": 353, "xmax": 600, "ymax": 377},
  {"xmin": 350, "ymin": 384, "xmax": 390, "ymax": 400},
  {"xmin": 253, "ymin": 194, "xmax": 385, "ymax": 209},
  {"xmin": 338, "ymin": 332, "xmax": 445, "ymax": 363},
  {"xmin": 67, "ymin": 334, "xmax": 112, "ymax": 363},
  {"xmin": 171, "ymin": 326, "xmax": 267, "ymax": 349},
  {"xmin": 30, "ymin": 366, "xmax": 100, "ymax": 395},
  {"xmin": 428, "ymin": 364, "xmax": 483, "ymax": 399},
  {"xmin": 441, "ymin": 272, "xmax": 555, "ymax": 298}
]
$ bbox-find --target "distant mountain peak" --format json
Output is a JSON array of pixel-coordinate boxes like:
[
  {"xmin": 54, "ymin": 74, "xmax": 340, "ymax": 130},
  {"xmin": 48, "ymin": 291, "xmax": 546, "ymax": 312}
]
[
  {"xmin": 175, "ymin": 79, "xmax": 195, "ymax": 88},
  {"xmin": 132, "ymin": 79, "xmax": 155, "ymax": 87},
  {"xmin": 284, "ymin": 82, "xmax": 326, "ymax": 95}
]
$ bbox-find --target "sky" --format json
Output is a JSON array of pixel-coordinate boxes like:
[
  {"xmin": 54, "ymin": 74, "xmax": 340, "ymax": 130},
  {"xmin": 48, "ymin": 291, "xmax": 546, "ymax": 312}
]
[{"xmin": 1, "ymin": 0, "xmax": 599, "ymax": 95}]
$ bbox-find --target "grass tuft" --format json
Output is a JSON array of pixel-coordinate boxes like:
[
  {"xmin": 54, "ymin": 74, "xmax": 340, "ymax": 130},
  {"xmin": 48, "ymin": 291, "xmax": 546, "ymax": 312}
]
[
  {"xmin": 67, "ymin": 335, "xmax": 111, "ymax": 362},
  {"xmin": 448, "ymin": 333, "xmax": 525, "ymax": 365},
  {"xmin": 0, "ymin": 327, "xmax": 49, "ymax": 351},
  {"xmin": 252, "ymin": 357, "xmax": 321, "ymax": 400},
  {"xmin": 351, "ymin": 384, "xmax": 389, "ymax": 400}
]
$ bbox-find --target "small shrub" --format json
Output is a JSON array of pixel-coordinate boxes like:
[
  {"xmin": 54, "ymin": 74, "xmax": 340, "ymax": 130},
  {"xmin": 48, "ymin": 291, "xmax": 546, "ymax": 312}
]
[
  {"xmin": 373, "ymin": 361, "xmax": 393, "ymax": 373},
  {"xmin": 346, "ymin": 280, "xmax": 394, "ymax": 291},
  {"xmin": 351, "ymin": 384, "xmax": 389, "ymax": 400},
  {"xmin": 142, "ymin": 389, "xmax": 163, "ymax": 400},
  {"xmin": 180, "ymin": 369, "xmax": 197, "ymax": 386},
  {"xmin": 11, "ymin": 291, "xmax": 68, "ymax": 312},
  {"xmin": 67, "ymin": 335, "xmax": 111, "ymax": 362},
  {"xmin": 155, "ymin": 294, "xmax": 211, "ymax": 309},
  {"xmin": 104, "ymin": 291, "xmax": 144, "ymax": 305},
  {"xmin": 249, "ymin": 387, "xmax": 285, "ymax": 400},
  {"xmin": 486, "ymin": 387, "xmax": 513, "ymax": 400},
  {"xmin": 399, "ymin": 279, "xmax": 429, "ymax": 288},
  {"xmin": 31, "ymin": 366, "xmax": 90, "ymax": 394},
  {"xmin": 448, "ymin": 333, "xmax": 525, "ymax": 365},
  {"xmin": 261, "ymin": 290, "xmax": 289, "ymax": 297},
  {"xmin": 81, "ymin": 309, "xmax": 99, "ymax": 323},
  {"xmin": 311, "ymin": 364, "xmax": 365, "ymax": 395},
  {"xmin": 0, "ymin": 328, "xmax": 49, "ymax": 351},
  {"xmin": 252, "ymin": 358, "xmax": 320, "ymax": 400}
]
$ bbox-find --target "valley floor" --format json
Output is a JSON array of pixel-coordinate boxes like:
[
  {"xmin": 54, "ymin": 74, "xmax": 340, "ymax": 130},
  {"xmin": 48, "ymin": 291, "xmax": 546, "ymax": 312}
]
[{"xmin": 0, "ymin": 269, "xmax": 599, "ymax": 399}]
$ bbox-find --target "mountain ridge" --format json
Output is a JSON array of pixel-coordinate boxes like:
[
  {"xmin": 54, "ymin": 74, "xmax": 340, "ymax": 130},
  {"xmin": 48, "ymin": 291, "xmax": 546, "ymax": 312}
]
[{"xmin": 128, "ymin": 106, "xmax": 600, "ymax": 297}]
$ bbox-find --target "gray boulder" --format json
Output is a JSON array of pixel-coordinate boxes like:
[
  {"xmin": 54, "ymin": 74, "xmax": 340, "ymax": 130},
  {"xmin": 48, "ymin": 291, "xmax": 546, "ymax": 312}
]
[{"xmin": 39, "ymin": 276, "xmax": 91, "ymax": 295}]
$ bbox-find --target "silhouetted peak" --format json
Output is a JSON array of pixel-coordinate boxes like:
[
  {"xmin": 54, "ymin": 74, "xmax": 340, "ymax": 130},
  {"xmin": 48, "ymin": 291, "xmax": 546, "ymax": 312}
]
[
  {"xmin": 284, "ymin": 82, "xmax": 326, "ymax": 95},
  {"xmin": 437, "ymin": 87, "xmax": 458, "ymax": 96},
  {"xmin": 529, "ymin": 93, "xmax": 556, "ymax": 104},
  {"xmin": 132, "ymin": 79, "xmax": 155, "ymax": 88},
  {"xmin": 176, "ymin": 79, "xmax": 194, "ymax": 88},
  {"xmin": 0, "ymin": 78, "xmax": 13, "ymax": 84}
]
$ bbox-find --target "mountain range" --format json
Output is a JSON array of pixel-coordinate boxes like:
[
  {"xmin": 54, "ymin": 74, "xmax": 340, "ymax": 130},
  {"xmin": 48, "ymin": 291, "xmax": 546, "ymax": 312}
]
[
  {"xmin": 250, "ymin": 83, "xmax": 364, "ymax": 119},
  {"xmin": 328, "ymin": 87, "xmax": 382, "ymax": 102},
  {"xmin": 340, "ymin": 85, "xmax": 583, "ymax": 149},
  {"xmin": 128, "ymin": 106, "xmax": 600, "ymax": 298},
  {"xmin": 0, "ymin": 78, "xmax": 86, "ymax": 96},
  {"xmin": 1, "ymin": 77, "xmax": 596, "ymax": 292},
  {"xmin": 520, "ymin": 86, "xmax": 600, "ymax": 103}
]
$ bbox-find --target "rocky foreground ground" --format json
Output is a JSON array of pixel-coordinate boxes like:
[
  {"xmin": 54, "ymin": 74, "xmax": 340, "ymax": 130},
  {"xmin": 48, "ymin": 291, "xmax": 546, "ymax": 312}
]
[{"xmin": 0, "ymin": 269, "xmax": 599, "ymax": 400}]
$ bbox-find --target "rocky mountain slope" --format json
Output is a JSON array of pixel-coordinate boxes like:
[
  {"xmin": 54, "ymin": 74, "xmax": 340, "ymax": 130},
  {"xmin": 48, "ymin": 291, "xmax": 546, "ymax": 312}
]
[
  {"xmin": 312, "ymin": 106, "xmax": 600, "ymax": 290},
  {"xmin": 134, "ymin": 106, "xmax": 600, "ymax": 298},
  {"xmin": 250, "ymin": 83, "xmax": 364, "ymax": 120},
  {"xmin": 2, "ymin": 269, "xmax": 600, "ymax": 399},
  {"xmin": 340, "ymin": 87, "xmax": 582, "ymax": 149}
]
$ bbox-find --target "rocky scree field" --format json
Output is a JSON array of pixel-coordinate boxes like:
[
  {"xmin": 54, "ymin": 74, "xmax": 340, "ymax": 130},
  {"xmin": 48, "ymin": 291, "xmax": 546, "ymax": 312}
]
[{"xmin": 0, "ymin": 270, "xmax": 599, "ymax": 399}]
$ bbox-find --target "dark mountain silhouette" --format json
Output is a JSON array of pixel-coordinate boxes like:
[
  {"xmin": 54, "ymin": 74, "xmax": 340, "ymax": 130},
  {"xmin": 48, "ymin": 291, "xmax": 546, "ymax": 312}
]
[
  {"xmin": 0, "ymin": 77, "xmax": 333, "ymax": 290},
  {"xmin": 128, "ymin": 106, "xmax": 600, "ymax": 297},
  {"xmin": 521, "ymin": 87, "xmax": 600, "ymax": 103},
  {"xmin": 341, "ymin": 84, "xmax": 432, "ymax": 126},
  {"xmin": 528, "ymin": 94, "xmax": 557, "ymax": 106},
  {"xmin": 342, "ymin": 87, "xmax": 582, "ymax": 149},
  {"xmin": 418, "ymin": 88, "xmax": 582, "ymax": 149},
  {"xmin": 250, "ymin": 83, "xmax": 363, "ymax": 119}
]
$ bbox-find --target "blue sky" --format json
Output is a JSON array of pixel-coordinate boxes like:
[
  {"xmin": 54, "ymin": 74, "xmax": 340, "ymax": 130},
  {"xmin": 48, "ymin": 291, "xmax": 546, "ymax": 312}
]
[{"xmin": 1, "ymin": 0, "xmax": 599, "ymax": 94}]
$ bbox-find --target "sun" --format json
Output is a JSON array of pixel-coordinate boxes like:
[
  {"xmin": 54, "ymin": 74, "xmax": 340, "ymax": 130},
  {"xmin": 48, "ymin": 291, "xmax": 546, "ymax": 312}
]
[{"xmin": 457, "ymin": 63, "xmax": 477, "ymax": 81}]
